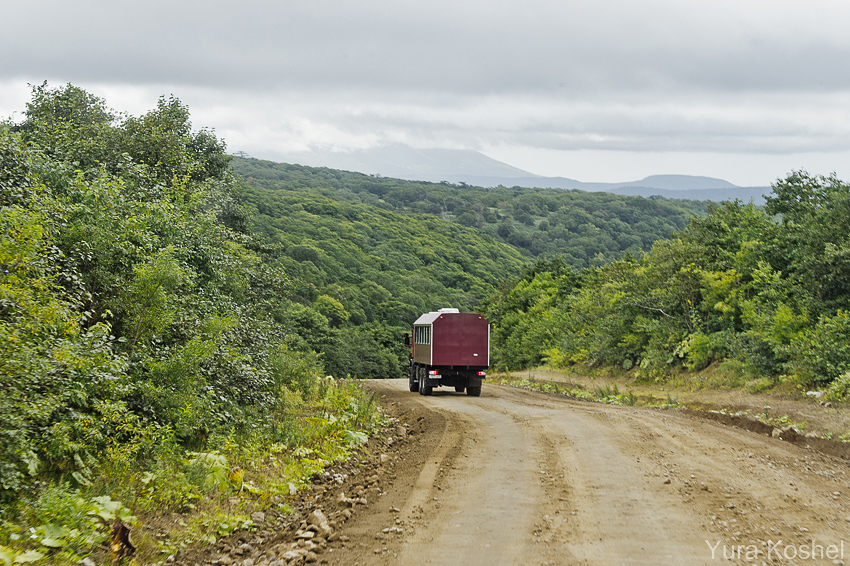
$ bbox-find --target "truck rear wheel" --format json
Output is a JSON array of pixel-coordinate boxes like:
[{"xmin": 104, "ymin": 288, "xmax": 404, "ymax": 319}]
[
  {"xmin": 417, "ymin": 366, "xmax": 424, "ymax": 395},
  {"xmin": 466, "ymin": 386, "xmax": 481, "ymax": 397},
  {"xmin": 409, "ymin": 366, "xmax": 419, "ymax": 392}
]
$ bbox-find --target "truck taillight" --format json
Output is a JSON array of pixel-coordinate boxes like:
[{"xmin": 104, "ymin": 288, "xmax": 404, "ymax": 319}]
[
  {"xmin": 478, "ymin": 371, "xmax": 486, "ymax": 376},
  {"xmin": 428, "ymin": 370, "xmax": 439, "ymax": 375}
]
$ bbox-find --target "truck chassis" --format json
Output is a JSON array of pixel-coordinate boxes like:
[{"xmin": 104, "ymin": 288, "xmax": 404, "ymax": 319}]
[{"xmin": 409, "ymin": 363, "xmax": 485, "ymax": 396}]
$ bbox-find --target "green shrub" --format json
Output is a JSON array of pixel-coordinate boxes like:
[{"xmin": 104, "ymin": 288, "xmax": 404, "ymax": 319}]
[
  {"xmin": 826, "ymin": 371, "xmax": 850, "ymax": 401},
  {"xmin": 679, "ymin": 331, "xmax": 731, "ymax": 371},
  {"xmin": 791, "ymin": 312, "xmax": 850, "ymax": 382}
]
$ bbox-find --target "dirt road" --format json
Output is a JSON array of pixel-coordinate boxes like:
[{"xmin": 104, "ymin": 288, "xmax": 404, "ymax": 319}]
[{"xmin": 332, "ymin": 379, "xmax": 850, "ymax": 566}]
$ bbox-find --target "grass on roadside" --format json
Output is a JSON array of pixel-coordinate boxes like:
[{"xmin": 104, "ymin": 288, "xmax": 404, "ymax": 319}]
[
  {"xmin": 0, "ymin": 379, "xmax": 388, "ymax": 566},
  {"xmin": 490, "ymin": 373, "xmax": 678, "ymax": 408}
]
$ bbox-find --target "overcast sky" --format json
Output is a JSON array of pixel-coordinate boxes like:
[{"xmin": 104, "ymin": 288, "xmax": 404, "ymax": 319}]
[{"xmin": 3, "ymin": 0, "xmax": 850, "ymax": 186}]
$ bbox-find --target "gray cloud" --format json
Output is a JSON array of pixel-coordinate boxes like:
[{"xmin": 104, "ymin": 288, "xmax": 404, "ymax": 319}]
[
  {"xmin": 4, "ymin": 0, "xmax": 850, "ymax": 185},
  {"xmin": 8, "ymin": 0, "xmax": 850, "ymax": 93}
]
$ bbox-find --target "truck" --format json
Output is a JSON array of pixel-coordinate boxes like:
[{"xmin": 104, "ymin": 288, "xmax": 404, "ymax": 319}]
[{"xmin": 404, "ymin": 308, "xmax": 489, "ymax": 396}]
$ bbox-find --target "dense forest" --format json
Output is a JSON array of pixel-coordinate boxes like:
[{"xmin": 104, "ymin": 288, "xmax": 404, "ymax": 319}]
[
  {"xmin": 235, "ymin": 182, "xmax": 526, "ymax": 379},
  {"xmin": 484, "ymin": 175, "xmax": 850, "ymax": 396},
  {"xmin": 230, "ymin": 158, "xmax": 711, "ymax": 380},
  {"xmin": 235, "ymin": 133, "xmax": 850, "ymax": 395},
  {"xmin": 232, "ymin": 158, "xmax": 709, "ymax": 267}
]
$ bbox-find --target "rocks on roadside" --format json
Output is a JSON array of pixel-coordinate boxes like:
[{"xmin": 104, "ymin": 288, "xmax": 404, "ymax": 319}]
[
  {"xmin": 161, "ymin": 412, "xmax": 411, "ymax": 566},
  {"xmin": 772, "ymin": 425, "xmax": 803, "ymax": 440},
  {"xmin": 335, "ymin": 491, "xmax": 367, "ymax": 508}
]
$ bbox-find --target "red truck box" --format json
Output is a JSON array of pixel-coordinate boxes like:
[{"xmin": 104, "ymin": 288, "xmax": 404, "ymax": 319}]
[{"xmin": 406, "ymin": 308, "xmax": 489, "ymax": 396}]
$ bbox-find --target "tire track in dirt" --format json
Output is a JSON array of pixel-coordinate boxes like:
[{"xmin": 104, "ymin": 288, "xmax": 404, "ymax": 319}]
[{"xmin": 391, "ymin": 391, "xmax": 542, "ymax": 566}]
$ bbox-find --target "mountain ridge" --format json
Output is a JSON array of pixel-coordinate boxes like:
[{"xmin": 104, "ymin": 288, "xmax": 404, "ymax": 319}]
[{"xmin": 245, "ymin": 144, "xmax": 771, "ymax": 204}]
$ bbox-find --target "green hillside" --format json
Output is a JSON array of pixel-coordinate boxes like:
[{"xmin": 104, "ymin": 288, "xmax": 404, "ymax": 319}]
[
  {"xmin": 231, "ymin": 158, "xmax": 713, "ymax": 381},
  {"xmin": 238, "ymin": 184, "xmax": 525, "ymax": 322},
  {"xmin": 232, "ymin": 157, "xmax": 709, "ymax": 267},
  {"xmin": 235, "ymin": 181, "xmax": 527, "ymax": 379}
]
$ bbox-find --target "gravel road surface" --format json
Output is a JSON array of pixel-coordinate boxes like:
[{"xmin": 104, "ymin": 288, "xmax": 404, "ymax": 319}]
[{"xmin": 334, "ymin": 379, "xmax": 850, "ymax": 566}]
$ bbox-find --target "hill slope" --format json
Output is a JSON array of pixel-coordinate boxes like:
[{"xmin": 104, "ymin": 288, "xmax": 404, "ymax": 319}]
[
  {"xmin": 238, "ymin": 183, "xmax": 527, "ymax": 325},
  {"xmin": 232, "ymin": 157, "xmax": 710, "ymax": 268}
]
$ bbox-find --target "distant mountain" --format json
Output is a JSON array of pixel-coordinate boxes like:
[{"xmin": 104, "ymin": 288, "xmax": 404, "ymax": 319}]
[
  {"xmin": 256, "ymin": 143, "xmax": 535, "ymax": 180},
  {"xmin": 449, "ymin": 174, "xmax": 770, "ymax": 204},
  {"xmin": 245, "ymin": 144, "xmax": 771, "ymax": 204},
  {"xmin": 627, "ymin": 175, "xmax": 737, "ymax": 191}
]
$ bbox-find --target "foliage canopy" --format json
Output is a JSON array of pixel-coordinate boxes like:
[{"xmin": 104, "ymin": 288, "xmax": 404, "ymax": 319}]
[
  {"xmin": 0, "ymin": 84, "xmax": 324, "ymax": 504},
  {"xmin": 483, "ymin": 174, "xmax": 850, "ymax": 389}
]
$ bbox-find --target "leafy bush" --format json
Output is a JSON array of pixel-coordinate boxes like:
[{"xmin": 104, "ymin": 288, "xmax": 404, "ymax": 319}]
[
  {"xmin": 0, "ymin": 83, "xmax": 358, "ymax": 499},
  {"xmin": 0, "ymin": 84, "xmax": 396, "ymax": 564},
  {"xmin": 678, "ymin": 331, "xmax": 732, "ymax": 371},
  {"xmin": 790, "ymin": 312, "xmax": 850, "ymax": 382},
  {"xmin": 826, "ymin": 371, "xmax": 850, "ymax": 401}
]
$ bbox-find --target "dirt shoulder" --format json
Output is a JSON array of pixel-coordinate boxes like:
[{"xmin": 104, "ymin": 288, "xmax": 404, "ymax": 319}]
[
  {"xmin": 502, "ymin": 367, "xmax": 850, "ymax": 439},
  {"xmin": 161, "ymin": 383, "xmax": 444, "ymax": 566}
]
